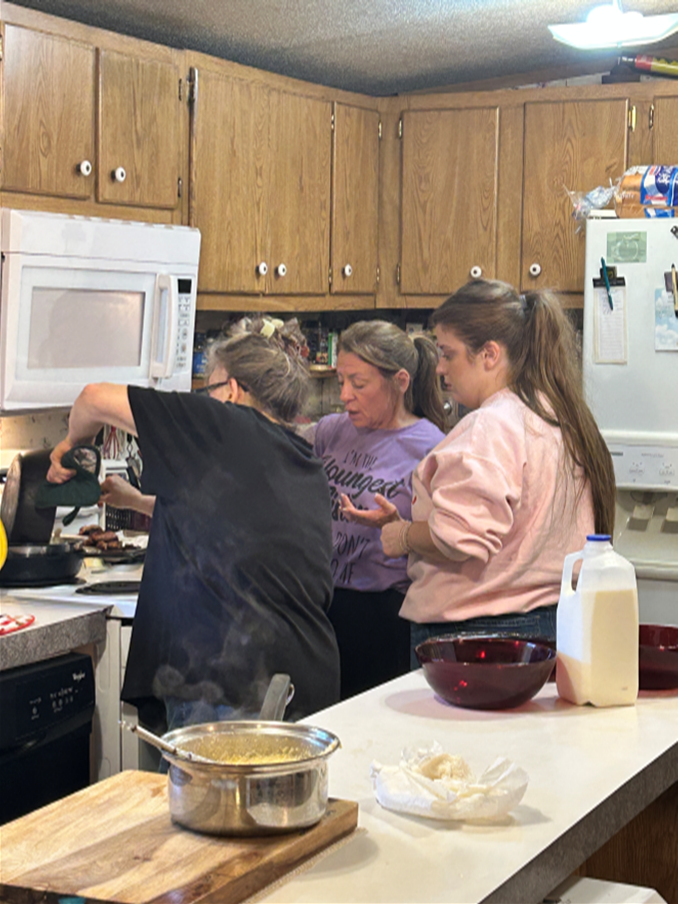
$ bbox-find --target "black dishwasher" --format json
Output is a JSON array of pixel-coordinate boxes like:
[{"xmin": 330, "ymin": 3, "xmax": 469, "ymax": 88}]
[{"xmin": 0, "ymin": 651, "xmax": 95, "ymax": 824}]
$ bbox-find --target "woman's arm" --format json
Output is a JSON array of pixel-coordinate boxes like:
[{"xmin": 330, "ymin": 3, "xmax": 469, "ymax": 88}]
[
  {"xmin": 99, "ymin": 475, "xmax": 156, "ymax": 517},
  {"xmin": 48, "ymin": 383, "xmax": 136, "ymax": 484},
  {"xmin": 381, "ymin": 519, "xmax": 469, "ymax": 563}
]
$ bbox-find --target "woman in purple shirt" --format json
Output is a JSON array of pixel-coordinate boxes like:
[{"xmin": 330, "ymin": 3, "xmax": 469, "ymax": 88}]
[{"xmin": 313, "ymin": 321, "xmax": 446, "ymax": 699}]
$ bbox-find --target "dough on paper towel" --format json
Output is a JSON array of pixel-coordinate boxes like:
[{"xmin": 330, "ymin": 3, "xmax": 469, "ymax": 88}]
[{"xmin": 370, "ymin": 742, "xmax": 529, "ymax": 822}]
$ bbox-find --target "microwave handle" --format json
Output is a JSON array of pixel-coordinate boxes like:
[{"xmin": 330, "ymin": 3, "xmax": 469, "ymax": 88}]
[{"xmin": 150, "ymin": 274, "xmax": 178, "ymax": 380}]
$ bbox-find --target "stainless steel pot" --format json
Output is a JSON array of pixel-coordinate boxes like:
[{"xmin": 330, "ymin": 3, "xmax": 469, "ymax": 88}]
[
  {"xmin": 1, "ymin": 450, "xmax": 56, "ymax": 545},
  {"xmin": 162, "ymin": 720, "xmax": 341, "ymax": 836}
]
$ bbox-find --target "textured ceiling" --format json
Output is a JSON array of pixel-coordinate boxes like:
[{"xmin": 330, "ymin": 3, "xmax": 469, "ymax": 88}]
[{"xmin": 7, "ymin": 0, "xmax": 678, "ymax": 94}]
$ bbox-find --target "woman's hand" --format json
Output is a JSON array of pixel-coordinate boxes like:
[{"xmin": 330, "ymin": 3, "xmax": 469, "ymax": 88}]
[
  {"xmin": 99, "ymin": 475, "xmax": 142, "ymax": 510},
  {"xmin": 47, "ymin": 438, "xmax": 78, "ymax": 484},
  {"xmin": 340, "ymin": 492, "xmax": 402, "ymax": 528},
  {"xmin": 99, "ymin": 475, "xmax": 156, "ymax": 516}
]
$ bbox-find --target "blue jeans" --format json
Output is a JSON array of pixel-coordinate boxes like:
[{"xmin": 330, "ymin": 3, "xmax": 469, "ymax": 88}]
[{"xmin": 410, "ymin": 604, "xmax": 557, "ymax": 669}]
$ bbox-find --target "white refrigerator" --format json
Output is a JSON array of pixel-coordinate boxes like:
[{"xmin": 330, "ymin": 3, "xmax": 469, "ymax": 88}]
[{"xmin": 583, "ymin": 216, "xmax": 678, "ymax": 625}]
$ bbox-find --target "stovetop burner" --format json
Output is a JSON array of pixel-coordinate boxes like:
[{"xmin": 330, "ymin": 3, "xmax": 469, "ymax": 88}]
[{"xmin": 76, "ymin": 580, "xmax": 141, "ymax": 596}]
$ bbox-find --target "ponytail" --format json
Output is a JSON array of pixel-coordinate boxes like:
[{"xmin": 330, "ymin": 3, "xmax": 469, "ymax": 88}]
[
  {"xmin": 431, "ymin": 280, "xmax": 616, "ymax": 534},
  {"xmin": 410, "ymin": 334, "xmax": 447, "ymax": 432}
]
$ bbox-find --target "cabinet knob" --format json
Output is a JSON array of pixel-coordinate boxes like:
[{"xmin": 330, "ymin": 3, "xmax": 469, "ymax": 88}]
[
  {"xmin": 276, "ymin": 263, "xmax": 287, "ymax": 278},
  {"xmin": 112, "ymin": 166, "xmax": 127, "ymax": 183},
  {"xmin": 256, "ymin": 261, "xmax": 268, "ymax": 276},
  {"xmin": 343, "ymin": 264, "xmax": 353, "ymax": 278},
  {"xmin": 77, "ymin": 160, "xmax": 92, "ymax": 177},
  {"xmin": 470, "ymin": 266, "xmax": 482, "ymax": 279},
  {"xmin": 529, "ymin": 263, "xmax": 542, "ymax": 277}
]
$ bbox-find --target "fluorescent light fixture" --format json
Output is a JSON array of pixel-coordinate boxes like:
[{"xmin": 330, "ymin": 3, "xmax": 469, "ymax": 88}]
[{"xmin": 549, "ymin": 1, "xmax": 678, "ymax": 49}]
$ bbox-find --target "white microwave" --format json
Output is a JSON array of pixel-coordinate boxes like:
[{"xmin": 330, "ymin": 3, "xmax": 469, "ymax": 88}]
[{"xmin": 0, "ymin": 208, "xmax": 201, "ymax": 411}]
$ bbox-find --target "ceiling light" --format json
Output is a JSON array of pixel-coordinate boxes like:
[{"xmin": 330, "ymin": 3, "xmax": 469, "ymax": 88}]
[{"xmin": 548, "ymin": 1, "xmax": 678, "ymax": 50}]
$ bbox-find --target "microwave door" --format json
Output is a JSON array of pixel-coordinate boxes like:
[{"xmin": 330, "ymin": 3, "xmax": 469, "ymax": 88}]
[{"xmin": 4, "ymin": 263, "xmax": 159, "ymax": 409}]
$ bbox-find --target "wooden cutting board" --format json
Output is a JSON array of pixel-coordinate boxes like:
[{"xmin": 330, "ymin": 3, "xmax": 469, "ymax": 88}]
[{"xmin": 0, "ymin": 770, "xmax": 359, "ymax": 904}]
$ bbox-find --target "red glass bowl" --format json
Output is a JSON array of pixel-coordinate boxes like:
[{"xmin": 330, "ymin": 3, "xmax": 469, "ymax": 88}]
[
  {"xmin": 415, "ymin": 635, "xmax": 557, "ymax": 710},
  {"xmin": 639, "ymin": 624, "xmax": 678, "ymax": 691}
]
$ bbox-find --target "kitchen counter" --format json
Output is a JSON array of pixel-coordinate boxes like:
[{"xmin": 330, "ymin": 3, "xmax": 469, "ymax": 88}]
[
  {"xmin": 0, "ymin": 595, "xmax": 108, "ymax": 671},
  {"xmin": 256, "ymin": 673, "xmax": 678, "ymax": 904},
  {"xmin": 0, "ymin": 673, "xmax": 675, "ymax": 902}
]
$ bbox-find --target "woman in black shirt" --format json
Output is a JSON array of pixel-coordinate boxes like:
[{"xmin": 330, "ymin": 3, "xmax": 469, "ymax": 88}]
[{"xmin": 47, "ymin": 318, "xmax": 339, "ymax": 732}]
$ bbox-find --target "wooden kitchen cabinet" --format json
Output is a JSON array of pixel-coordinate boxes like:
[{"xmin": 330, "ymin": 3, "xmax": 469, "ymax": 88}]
[
  {"xmin": 520, "ymin": 99, "xmax": 629, "ymax": 294},
  {"xmin": 1, "ymin": 24, "xmax": 95, "ymax": 199},
  {"xmin": 400, "ymin": 107, "xmax": 500, "ymax": 295},
  {"xmin": 331, "ymin": 103, "xmax": 380, "ymax": 295},
  {"xmin": 190, "ymin": 62, "xmax": 331, "ymax": 297},
  {"xmin": 97, "ymin": 50, "xmax": 183, "ymax": 209},
  {"xmin": 1, "ymin": 16, "xmax": 183, "ymax": 212},
  {"xmin": 651, "ymin": 95, "xmax": 678, "ymax": 163}
]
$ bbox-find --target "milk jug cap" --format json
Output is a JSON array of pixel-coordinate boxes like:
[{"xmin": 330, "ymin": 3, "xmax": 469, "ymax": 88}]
[{"xmin": 586, "ymin": 534, "xmax": 611, "ymax": 542}]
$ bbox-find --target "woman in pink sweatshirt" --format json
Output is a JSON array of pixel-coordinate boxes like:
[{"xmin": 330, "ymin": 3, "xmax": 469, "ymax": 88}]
[{"xmin": 344, "ymin": 279, "xmax": 615, "ymax": 653}]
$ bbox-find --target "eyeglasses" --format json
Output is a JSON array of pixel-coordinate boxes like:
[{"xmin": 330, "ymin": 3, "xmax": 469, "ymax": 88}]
[
  {"xmin": 192, "ymin": 379, "xmax": 250, "ymax": 396},
  {"xmin": 192, "ymin": 379, "xmax": 231, "ymax": 396}
]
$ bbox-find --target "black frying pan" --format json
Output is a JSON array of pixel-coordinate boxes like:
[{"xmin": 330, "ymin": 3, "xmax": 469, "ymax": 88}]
[{"xmin": 0, "ymin": 542, "xmax": 85, "ymax": 587}]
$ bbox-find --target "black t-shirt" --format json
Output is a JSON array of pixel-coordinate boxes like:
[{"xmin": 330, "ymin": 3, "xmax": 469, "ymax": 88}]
[{"xmin": 121, "ymin": 387, "xmax": 340, "ymax": 721}]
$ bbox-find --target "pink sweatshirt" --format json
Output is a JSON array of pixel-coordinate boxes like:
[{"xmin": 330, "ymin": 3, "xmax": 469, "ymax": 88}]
[{"xmin": 401, "ymin": 388, "xmax": 594, "ymax": 623}]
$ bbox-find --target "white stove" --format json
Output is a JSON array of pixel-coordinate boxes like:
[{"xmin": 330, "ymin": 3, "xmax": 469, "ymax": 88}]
[{"xmin": 8, "ymin": 571, "xmax": 140, "ymax": 619}]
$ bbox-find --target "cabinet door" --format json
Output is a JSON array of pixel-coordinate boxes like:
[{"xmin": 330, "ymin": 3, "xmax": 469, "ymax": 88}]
[
  {"xmin": 191, "ymin": 71, "xmax": 268, "ymax": 293},
  {"xmin": 98, "ymin": 50, "xmax": 181, "ymax": 209},
  {"xmin": 267, "ymin": 91, "xmax": 332, "ymax": 295},
  {"xmin": 521, "ymin": 99, "xmax": 628, "ymax": 293},
  {"xmin": 331, "ymin": 103, "xmax": 380, "ymax": 295},
  {"xmin": 2, "ymin": 25, "xmax": 95, "ymax": 198},
  {"xmin": 652, "ymin": 96, "xmax": 678, "ymax": 163},
  {"xmin": 401, "ymin": 108, "xmax": 499, "ymax": 294}
]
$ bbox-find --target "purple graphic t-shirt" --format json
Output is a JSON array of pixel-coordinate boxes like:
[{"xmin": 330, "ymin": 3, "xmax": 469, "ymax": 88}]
[{"xmin": 314, "ymin": 413, "xmax": 445, "ymax": 593}]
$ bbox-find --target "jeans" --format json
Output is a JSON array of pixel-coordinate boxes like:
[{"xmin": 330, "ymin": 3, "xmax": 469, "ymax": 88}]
[{"xmin": 410, "ymin": 604, "xmax": 557, "ymax": 670}]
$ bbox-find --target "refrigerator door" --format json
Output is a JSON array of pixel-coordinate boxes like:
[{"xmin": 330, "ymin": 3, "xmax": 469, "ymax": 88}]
[{"xmin": 583, "ymin": 218, "xmax": 678, "ymax": 490}]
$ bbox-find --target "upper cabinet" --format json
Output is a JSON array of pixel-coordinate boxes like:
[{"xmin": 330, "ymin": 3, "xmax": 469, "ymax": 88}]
[
  {"xmin": 2, "ymin": 25, "xmax": 95, "ymax": 199},
  {"xmin": 400, "ymin": 107, "xmax": 500, "ymax": 295},
  {"xmin": 652, "ymin": 96, "xmax": 678, "ymax": 163},
  {"xmin": 189, "ymin": 63, "xmax": 332, "ymax": 296},
  {"xmin": 1, "ymin": 20, "xmax": 184, "ymax": 212},
  {"xmin": 97, "ymin": 50, "xmax": 182, "ymax": 209},
  {"xmin": 520, "ymin": 99, "xmax": 629, "ymax": 293},
  {"xmin": 331, "ymin": 103, "xmax": 380, "ymax": 295}
]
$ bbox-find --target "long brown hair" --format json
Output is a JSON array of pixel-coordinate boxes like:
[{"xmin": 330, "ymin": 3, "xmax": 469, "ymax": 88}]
[
  {"xmin": 339, "ymin": 320, "xmax": 446, "ymax": 432},
  {"xmin": 430, "ymin": 279, "xmax": 615, "ymax": 533}
]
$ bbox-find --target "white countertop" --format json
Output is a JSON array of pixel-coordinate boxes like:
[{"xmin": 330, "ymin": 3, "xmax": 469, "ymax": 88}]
[{"xmin": 259, "ymin": 672, "xmax": 678, "ymax": 904}]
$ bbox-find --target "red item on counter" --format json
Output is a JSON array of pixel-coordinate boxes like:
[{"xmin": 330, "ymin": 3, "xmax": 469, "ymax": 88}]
[{"xmin": 0, "ymin": 614, "xmax": 35, "ymax": 635}]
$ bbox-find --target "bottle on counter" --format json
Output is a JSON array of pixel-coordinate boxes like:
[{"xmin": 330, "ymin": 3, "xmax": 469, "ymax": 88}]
[{"xmin": 556, "ymin": 534, "xmax": 639, "ymax": 707}]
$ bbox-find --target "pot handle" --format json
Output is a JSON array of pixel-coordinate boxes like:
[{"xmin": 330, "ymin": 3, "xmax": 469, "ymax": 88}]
[{"xmin": 259, "ymin": 673, "xmax": 295, "ymax": 721}]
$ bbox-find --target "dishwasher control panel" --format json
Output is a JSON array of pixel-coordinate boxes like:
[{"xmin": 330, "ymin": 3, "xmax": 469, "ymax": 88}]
[{"xmin": 0, "ymin": 652, "xmax": 95, "ymax": 748}]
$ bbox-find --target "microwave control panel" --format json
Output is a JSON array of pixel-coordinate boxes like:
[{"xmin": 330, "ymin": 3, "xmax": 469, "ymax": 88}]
[{"xmin": 175, "ymin": 277, "xmax": 195, "ymax": 373}]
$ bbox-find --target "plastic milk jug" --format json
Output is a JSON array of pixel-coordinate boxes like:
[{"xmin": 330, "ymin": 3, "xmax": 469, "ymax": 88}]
[{"xmin": 556, "ymin": 534, "xmax": 639, "ymax": 707}]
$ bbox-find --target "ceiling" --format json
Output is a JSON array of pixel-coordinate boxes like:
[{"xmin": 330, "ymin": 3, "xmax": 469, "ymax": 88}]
[{"xmin": 7, "ymin": 0, "xmax": 678, "ymax": 95}]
